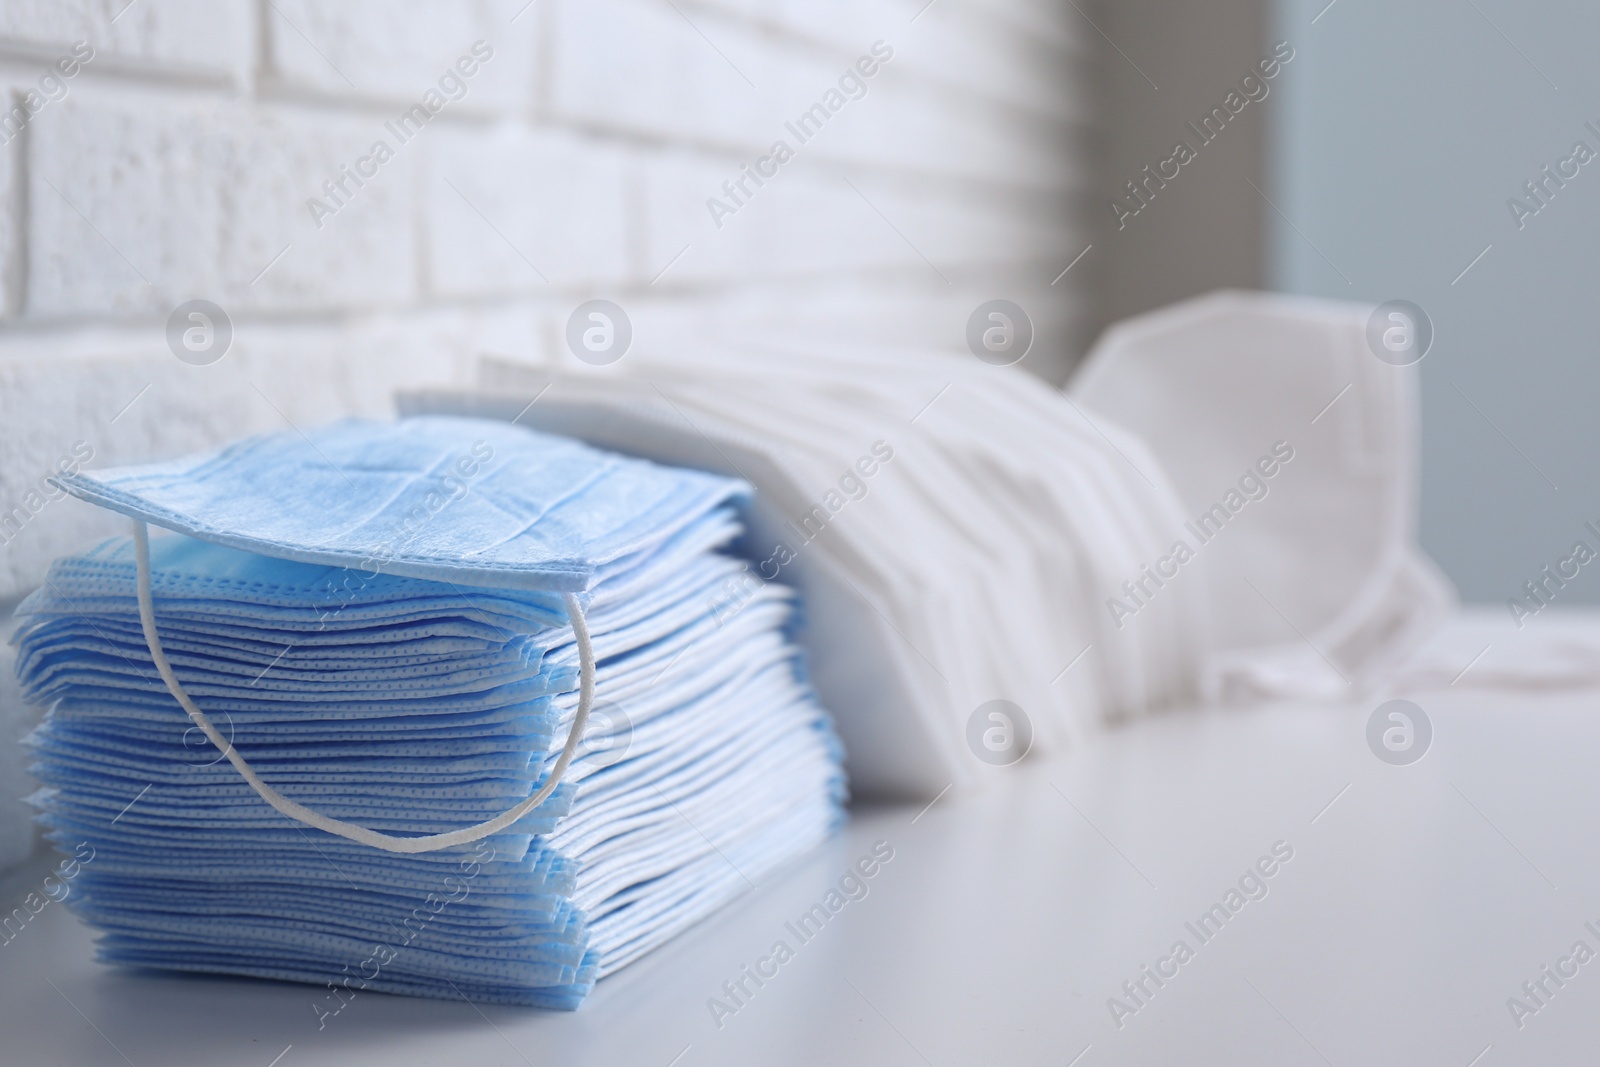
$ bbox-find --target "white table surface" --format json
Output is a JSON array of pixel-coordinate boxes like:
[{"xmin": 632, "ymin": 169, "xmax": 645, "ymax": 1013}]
[{"xmin": 4, "ymin": 674, "xmax": 1599, "ymax": 1066}]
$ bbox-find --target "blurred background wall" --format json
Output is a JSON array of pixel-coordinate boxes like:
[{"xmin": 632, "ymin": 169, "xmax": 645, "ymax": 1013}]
[
  {"xmin": 1090, "ymin": 0, "xmax": 1597, "ymax": 608},
  {"xmin": 1271, "ymin": 0, "xmax": 1600, "ymax": 606},
  {"xmin": 1, "ymin": 0, "xmax": 1587, "ymax": 628},
  {"xmin": 1093, "ymin": 0, "xmax": 1270, "ymax": 325},
  {"xmin": 0, "ymin": 0, "xmax": 1095, "ymax": 604}
]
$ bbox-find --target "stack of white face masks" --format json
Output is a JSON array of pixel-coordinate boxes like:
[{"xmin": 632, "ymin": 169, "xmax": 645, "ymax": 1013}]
[
  {"xmin": 12, "ymin": 416, "xmax": 843, "ymax": 1008},
  {"xmin": 411, "ymin": 342, "xmax": 1210, "ymax": 798},
  {"xmin": 1070, "ymin": 290, "xmax": 1457, "ymax": 701},
  {"xmin": 403, "ymin": 289, "xmax": 1455, "ymax": 797}
]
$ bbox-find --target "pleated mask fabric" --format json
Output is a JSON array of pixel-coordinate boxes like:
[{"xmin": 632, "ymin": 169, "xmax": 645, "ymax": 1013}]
[
  {"xmin": 51, "ymin": 414, "xmax": 745, "ymax": 594},
  {"xmin": 15, "ymin": 416, "xmax": 845, "ymax": 1008}
]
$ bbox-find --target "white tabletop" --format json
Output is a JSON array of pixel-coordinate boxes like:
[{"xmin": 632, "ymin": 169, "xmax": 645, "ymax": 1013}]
[{"xmin": 3, "ymin": 672, "xmax": 1598, "ymax": 1066}]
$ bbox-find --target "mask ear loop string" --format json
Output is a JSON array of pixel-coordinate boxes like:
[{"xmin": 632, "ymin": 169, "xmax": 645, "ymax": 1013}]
[{"xmin": 130, "ymin": 520, "xmax": 596, "ymax": 855}]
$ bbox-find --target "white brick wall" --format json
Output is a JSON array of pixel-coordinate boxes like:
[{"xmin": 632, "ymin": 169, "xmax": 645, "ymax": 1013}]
[
  {"xmin": 28, "ymin": 92, "xmax": 422, "ymax": 317},
  {"xmin": 0, "ymin": 0, "xmax": 1099, "ymax": 602},
  {"xmin": 425, "ymin": 124, "xmax": 635, "ymax": 292},
  {"xmin": 262, "ymin": 0, "xmax": 539, "ymax": 110},
  {"xmin": 0, "ymin": 0, "xmax": 251, "ymax": 83}
]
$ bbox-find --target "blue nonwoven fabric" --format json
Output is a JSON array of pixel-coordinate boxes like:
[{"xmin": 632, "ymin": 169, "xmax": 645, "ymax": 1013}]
[
  {"xmin": 50, "ymin": 415, "xmax": 746, "ymax": 594},
  {"xmin": 14, "ymin": 417, "xmax": 845, "ymax": 1009}
]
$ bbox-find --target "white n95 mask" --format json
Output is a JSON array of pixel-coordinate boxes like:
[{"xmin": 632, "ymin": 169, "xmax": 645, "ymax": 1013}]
[{"xmin": 1071, "ymin": 290, "xmax": 1455, "ymax": 700}]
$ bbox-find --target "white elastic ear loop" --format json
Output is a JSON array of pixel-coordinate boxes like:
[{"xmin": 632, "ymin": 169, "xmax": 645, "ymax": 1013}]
[{"xmin": 130, "ymin": 520, "xmax": 596, "ymax": 854}]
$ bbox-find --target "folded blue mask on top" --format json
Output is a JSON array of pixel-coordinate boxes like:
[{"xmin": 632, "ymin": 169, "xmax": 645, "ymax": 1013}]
[
  {"xmin": 54, "ymin": 415, "xmax": 745, "ymax": 594},
  {"xmin": 18, "ymin": 416, "xmax": 845, "ymax": 1009}
]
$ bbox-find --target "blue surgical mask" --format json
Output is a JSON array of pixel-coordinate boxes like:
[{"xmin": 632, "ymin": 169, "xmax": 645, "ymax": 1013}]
[{"xmin": 54, "ymin": 415, "xmax": 746, "ymax": 594}]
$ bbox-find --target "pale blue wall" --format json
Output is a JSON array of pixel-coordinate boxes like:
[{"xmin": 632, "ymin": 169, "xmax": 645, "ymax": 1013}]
[{"xmin": 1270, "ymin": 0, "xmax": 1600, "ymax": 603}]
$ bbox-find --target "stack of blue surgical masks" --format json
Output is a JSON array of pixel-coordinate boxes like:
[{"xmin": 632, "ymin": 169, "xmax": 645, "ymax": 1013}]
[{"xmin": 11, "ymin": 416, "xmax": 845, "ymax": 1009}]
